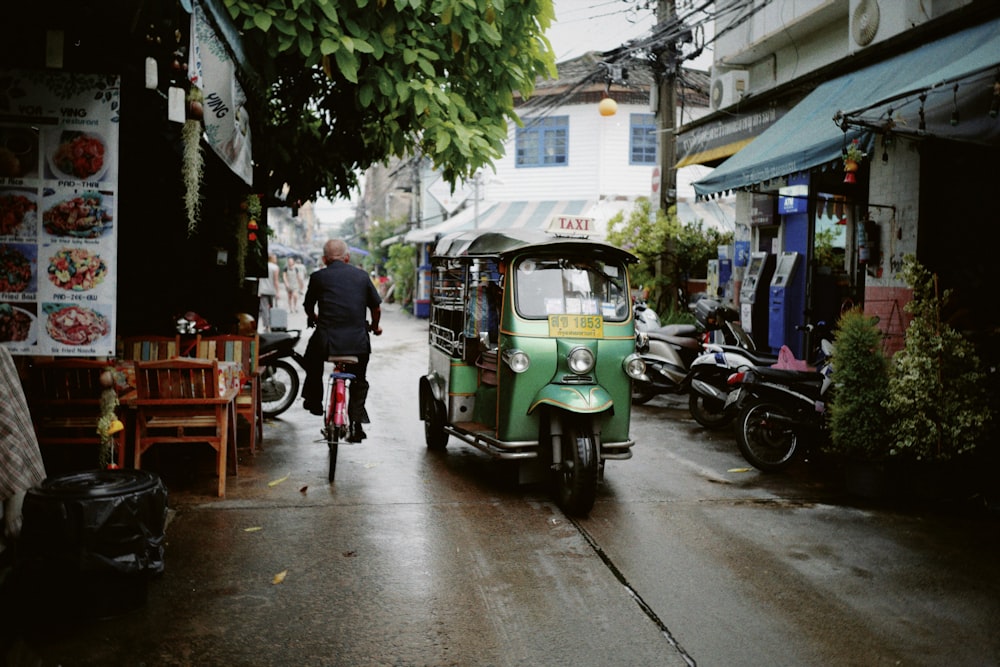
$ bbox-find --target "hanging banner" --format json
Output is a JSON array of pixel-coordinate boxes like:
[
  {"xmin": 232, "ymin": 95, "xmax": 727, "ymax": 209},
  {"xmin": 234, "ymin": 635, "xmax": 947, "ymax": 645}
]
[
  {"xmin": 189, "ymin": 3, "xmax": 254, "ymax": 186},
  {"xmin": 0, "ymin": 69, "xmax": 119, "ymax": 357}
]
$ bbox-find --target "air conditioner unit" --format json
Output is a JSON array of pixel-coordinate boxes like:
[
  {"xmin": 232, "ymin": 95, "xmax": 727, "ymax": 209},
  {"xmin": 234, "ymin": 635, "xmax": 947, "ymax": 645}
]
[
  {"xmin": 710, "ymin": 70, "xmax": 749, "ymax": 110},
  {"xmin": 849, "ymin": 0, "xmax": 929, "ymax": 53}
]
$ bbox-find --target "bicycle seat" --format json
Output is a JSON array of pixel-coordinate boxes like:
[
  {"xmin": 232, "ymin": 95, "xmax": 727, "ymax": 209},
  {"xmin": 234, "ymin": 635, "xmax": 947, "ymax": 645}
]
[{"xmin": 328, "ymin": 355, "xmax": 359, "ymax": 364}]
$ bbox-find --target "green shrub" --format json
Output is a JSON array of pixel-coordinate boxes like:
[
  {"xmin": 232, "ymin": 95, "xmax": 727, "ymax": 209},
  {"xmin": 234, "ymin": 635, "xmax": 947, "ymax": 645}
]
[
  {"xmin": 883, "ymin": 255, "xmax": 991, "ymax": 462},
  {"xmin": 826, "ymin": 308, "xmax": 892, "ymax": 460}
]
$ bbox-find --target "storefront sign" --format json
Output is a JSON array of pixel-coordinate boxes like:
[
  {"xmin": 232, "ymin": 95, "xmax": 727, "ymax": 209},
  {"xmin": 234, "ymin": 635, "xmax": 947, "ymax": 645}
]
[
  {"xmin": 188, "ymin": 3, "xmax": 253, "ymax": 186},
  {"xmin": 0, "ymin": 69, "xmax": 119, "ymax": 357}
]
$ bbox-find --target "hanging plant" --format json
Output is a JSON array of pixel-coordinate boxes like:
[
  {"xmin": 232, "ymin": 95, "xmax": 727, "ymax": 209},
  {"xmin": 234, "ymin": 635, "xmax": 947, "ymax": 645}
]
[
  {"xmin": 95, "ymin": 366, "xmax": 124, "ymax": 468},
  {"xmin": 237, "ymin": 194, "xmax": 263, "ymax": 284},
  {"xmin": 182, "ymin": 87, "xmax": 205, "ymax": 237},
  {"xmin": 843, "ymin": 138, "xmax": 867, "ymax": 183}
]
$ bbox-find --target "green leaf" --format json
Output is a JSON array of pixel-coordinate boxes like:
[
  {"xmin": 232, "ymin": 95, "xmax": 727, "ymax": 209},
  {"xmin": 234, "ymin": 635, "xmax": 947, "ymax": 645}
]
[
  {"xmin": 340, "ymin": 35, "xmax": 355, "ymax": 53},
  {"xmin": 403, "ymin": 48, "xmax": 418, "ymax": 65},
  {"xmin": 253, "ymin": 11, "xmax": 273, "ymax": 31},
  {"xmin": 297, "ymin": 31, "xmax": 315, "ymax": 58},
  {"xmin": 352, "ymin": 39, "xmax": 375, "ymax": 54},
  {"xmin": 316, "ymin": 0, "xmax": 338, "ymax": 22},
  {"xmin": 359, "ymin": 83, "xmax": 375, "ymax": 108},
  {"xmin": 335, "ymin": 49, "xmax": 359, "ymax": 83},
  {"xmin": 417, "ymin": 58, "xmax": 436, "ymax": 77},
  {"xmin": 319, "ymin": 38, "xmax": 338, "ymax": 56}
]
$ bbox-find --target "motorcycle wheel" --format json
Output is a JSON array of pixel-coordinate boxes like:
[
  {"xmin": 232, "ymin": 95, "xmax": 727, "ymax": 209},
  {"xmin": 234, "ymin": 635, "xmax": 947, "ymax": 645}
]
[
  {"xmin": 631, "ymin": 382, "xmax": 656, "ymax": 405},
  {"xmin": 424, "ymin": 399, "xmax": 449, "ymax": 450},
  {"xmin": 688, "ymin": 391, "xmax": 733, "ymax": 430},
  {"xmin": 260, "ymin": 359, "xmax": 300, "ymax": 418},
  {"xmin": 551, "ymin": 418, "xmax": 599, "ymax": 516},
  {"xmin": 735, "ymin": 399, "xmax": 798, "ymax": 471}
]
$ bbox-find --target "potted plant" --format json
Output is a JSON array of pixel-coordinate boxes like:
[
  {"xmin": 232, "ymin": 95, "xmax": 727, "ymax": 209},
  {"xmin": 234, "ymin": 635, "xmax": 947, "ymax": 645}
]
[
  {"xmin": 843, "ymin": 138, "xmax": 867, "ymax": 183},
  {"xmin": 881, "ymin": 255, "xmax": 992, "ymax": 500},
  {"xmin": 824, "ymin": 307, "xmax": 893, "ymax": 496}
]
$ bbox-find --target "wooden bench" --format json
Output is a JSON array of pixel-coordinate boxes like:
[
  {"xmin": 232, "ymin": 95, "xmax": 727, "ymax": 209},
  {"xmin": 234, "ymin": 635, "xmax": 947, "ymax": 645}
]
[
  {"xmin": 119, "ymin": 334, "xmax": 199, "ymax": 361},
  {"xmin": 131, "ymin": 358, "xmax": 239, "ymax": 497},
  {"xmin": 30, "ymin": 359, "xmax": 126, "ymax": 469},
  {"xmin": 195, "ymin": 334, "xmax": 261, "ymax": 454}
]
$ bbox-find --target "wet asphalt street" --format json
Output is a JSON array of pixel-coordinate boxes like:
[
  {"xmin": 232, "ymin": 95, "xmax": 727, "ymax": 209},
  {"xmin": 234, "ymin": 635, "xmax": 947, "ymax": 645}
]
[{"xmin": 2, "ymin": 301, "xmax": 998, "ymax": 666}]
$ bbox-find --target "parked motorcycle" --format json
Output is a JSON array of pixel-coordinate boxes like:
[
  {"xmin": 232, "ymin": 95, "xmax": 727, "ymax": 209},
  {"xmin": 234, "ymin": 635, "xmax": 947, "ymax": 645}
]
[
  {"xmin": 724, "ymin": 335, "xmax": 834, "ymax": 471},
  {"xmin": 258, "ymin": 329, "xmax": 306, "ymax": 417},
  {"xmin": 632, "ymin": 298, "xmax": 768, "ymax": 408},
  {"xmin": 633, "ymin": 295, "xmax": 661, "ymax": 333}
]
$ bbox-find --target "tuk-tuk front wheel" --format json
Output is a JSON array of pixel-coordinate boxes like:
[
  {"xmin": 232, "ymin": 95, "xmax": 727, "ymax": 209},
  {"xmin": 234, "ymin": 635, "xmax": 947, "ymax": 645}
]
[{"xmin": 550, "ymin": 416, "xmax": 599, "ymax": 516}]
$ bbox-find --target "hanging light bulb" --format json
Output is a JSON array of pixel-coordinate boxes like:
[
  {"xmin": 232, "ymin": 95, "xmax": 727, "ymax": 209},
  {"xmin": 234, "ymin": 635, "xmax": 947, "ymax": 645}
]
[{"xmin": 598, "ymin": 95, "xmax": 618, "ymax": 116}]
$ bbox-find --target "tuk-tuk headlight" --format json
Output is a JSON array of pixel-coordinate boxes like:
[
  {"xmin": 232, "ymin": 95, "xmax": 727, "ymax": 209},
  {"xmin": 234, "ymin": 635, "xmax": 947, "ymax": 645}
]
[
  {"xmin": 623, "ymin": 353, "xmax": 646, "ymax": 380},
  {"xmin": 503, "ymin": 348, "xmax": 531, "ymax": 373},
  {"xmin": 567, "ymin": 346, "xmax": 596, "ymax": 375}
]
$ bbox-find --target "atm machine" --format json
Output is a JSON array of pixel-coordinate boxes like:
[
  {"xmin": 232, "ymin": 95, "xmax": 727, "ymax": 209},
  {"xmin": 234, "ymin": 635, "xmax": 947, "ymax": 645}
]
[
  {"xmin": 768, "ymin": 251, "xmax": 803, "ymax": 355},
  {"xmin": 739, "ymin": 251, "xmax": 775, "ymax": 348},
  {"xmin": 706, "ymin": 259, "xmax": 720, "ymax": 298}
]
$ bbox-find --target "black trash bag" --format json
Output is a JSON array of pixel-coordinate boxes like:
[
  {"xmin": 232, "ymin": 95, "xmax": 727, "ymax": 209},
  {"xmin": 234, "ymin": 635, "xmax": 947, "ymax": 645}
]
[{"xmin": 13, "ymin": 469, "xmax": 168, "ymax": 620}]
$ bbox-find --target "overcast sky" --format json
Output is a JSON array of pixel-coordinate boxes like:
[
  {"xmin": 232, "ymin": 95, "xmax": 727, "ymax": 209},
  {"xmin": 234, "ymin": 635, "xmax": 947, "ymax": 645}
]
[{"xmin": 546, "ymin": 0, "xmax": 657, "ymax": 62}]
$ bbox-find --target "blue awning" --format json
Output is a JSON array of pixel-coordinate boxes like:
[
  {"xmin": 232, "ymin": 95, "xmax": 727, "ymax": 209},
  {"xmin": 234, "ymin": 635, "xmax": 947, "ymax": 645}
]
[{"xmin": 694, "ymin": 17, "xmax": 1000, "ymax": 199}]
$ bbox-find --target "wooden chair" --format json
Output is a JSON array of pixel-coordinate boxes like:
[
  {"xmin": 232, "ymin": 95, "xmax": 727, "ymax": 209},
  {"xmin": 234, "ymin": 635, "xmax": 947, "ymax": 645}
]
[
  {"xmin": 132, "ymin": 358, "xmax": 238, "ymax": 497},
  {"xmin": 30, "ymin": 359, "xmax": 126, "ymax": 469},
  {"xmin": 120, "ymin": 335, "xmax": 181, "ymax": 361},
  {"xmin": 196, "ymin": 334, "xmax": 262, "ymax": 453}
]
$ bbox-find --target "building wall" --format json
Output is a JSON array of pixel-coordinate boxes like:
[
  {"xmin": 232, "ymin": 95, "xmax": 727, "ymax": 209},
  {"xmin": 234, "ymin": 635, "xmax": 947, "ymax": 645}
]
[{"xmin": 482, "ymin": 102, "xmax": 656, "ymax": 202}]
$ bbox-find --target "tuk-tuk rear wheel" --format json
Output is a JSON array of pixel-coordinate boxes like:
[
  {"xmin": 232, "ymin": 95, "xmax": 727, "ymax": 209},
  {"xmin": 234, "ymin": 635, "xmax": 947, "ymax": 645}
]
[
  {"xmin": 424, "ymin": 399, "xmax": 449, "ymax": 450},
  {"xmin": 551, "ymin": 418, "xmax": 599, "ymax": 516}
]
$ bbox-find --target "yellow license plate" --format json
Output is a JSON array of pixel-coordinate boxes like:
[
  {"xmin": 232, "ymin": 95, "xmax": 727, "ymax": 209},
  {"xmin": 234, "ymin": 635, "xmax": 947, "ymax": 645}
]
[{"xmin": 548, "ymin": 314, "xmax": 604, "ymax": 338}]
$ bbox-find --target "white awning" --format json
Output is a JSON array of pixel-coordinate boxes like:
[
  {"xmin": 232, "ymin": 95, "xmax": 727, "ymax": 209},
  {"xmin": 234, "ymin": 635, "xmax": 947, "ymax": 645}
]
[{"xmin": 405, "ymin": 199, "xmax": 639, "ymax": 243}]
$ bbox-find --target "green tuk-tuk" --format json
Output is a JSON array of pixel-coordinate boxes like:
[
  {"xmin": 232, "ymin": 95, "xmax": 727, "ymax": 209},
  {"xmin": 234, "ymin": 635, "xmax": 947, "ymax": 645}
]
[{"xmin": 417, "ymin": 226, "xmax": 645, "ymax": 515}]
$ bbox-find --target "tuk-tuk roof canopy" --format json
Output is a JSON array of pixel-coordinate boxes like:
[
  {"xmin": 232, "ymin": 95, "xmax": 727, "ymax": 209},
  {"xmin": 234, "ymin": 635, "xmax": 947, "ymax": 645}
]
[{"xmin": 433, "ymin": 229, "xmax": 638, "ymax": 264}]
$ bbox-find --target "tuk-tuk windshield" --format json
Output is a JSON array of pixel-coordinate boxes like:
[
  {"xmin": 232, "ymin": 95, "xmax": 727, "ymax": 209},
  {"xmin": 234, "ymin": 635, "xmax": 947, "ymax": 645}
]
[{"xmin": 514, "ymin": 256, "xmax": 629, "ymax": 321}]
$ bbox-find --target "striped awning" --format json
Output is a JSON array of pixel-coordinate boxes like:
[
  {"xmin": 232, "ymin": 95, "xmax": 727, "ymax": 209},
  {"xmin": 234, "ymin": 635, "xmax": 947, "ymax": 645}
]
[{"xmin": 405, "ymin": 200, "xmax": 594, "ymax": 243}]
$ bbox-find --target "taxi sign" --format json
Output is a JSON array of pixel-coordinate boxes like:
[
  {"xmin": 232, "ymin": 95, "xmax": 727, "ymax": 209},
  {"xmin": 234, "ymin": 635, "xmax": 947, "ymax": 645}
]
[
  {"xmin": 546, "ymin": 215, "xmax": 595, "ymax": 237},
  {"xmin": 548, "ymin": 314, "xmax": 604, "ymax": 338}
]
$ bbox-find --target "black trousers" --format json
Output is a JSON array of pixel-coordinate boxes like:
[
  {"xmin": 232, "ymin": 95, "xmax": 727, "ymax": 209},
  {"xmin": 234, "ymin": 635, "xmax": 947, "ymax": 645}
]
[{"xmin": 302, "ymin": 348, "xmax": 371, "ymax": 424}]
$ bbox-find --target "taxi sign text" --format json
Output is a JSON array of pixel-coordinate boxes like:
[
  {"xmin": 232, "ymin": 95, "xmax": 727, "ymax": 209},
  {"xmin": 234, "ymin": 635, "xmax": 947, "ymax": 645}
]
[{"xmin": 546, "ymin": 215, "xmax": 595, "ymax": 236}]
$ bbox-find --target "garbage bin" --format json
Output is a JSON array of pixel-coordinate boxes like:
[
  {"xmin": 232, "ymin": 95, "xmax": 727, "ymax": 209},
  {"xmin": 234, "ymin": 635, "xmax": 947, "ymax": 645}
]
[{"xmin": 15, "ymin": 468, "xmax": 168, "ymax": 620}]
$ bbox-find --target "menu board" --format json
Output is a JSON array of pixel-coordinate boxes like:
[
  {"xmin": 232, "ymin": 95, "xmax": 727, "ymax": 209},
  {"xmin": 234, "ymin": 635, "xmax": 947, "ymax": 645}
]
[{"xmin": 0, "ymin": 69, "xmax": 119, "ymax": 357}]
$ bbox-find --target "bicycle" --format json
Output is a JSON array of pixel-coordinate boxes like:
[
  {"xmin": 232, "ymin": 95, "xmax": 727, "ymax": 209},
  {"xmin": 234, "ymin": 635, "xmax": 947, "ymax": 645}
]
[{"xmin": 322, "ymin": 354, "xmax": 358, "ymax": 482}]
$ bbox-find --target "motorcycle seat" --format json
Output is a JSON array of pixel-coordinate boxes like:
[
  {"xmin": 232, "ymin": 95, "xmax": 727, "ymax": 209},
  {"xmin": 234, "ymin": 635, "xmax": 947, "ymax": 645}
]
[
  {"xmin": 646, "ymin": 324, "xmax": 702, "ymax": 349},
  {"xmin": 260, "ymin": 330, "xmax": 298, "ymax": 347},
  {"xmin": 715, "ymin": 346, "xmax": 777, "ymax": 366},
  {"xmin": 752, "ymin": 366, "xmax": 825, "ymax": 388}
]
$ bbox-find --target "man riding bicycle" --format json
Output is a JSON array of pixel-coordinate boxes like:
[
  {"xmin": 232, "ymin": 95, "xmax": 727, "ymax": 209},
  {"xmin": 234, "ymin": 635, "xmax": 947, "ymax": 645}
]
[{"xmin": 302, "ymin": 239, "xmax": 382, "ymax": 442}]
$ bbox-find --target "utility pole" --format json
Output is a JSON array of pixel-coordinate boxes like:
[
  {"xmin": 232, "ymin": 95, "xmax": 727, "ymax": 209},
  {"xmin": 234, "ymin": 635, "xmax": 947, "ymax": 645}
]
[
  {"xmin": 657, "ymin": 0, "xmax": 678, "ymax": 213},
  {"xmin": 655, "ymin": 0, "xmax": 678, "ymax": 311}
]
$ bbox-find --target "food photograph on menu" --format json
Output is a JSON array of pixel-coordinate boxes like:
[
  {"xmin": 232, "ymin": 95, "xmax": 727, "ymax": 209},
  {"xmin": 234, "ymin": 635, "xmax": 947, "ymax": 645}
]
[
  {"xmin": 41, "ymin": 302, "xmax": 111, "ymax": 348},
  {"xmin": 0, "ymin": 302, "xmax": 37, "ymax": 346},
  {"xmin": 0, "ymin": 187, "xmax": 38, "ymax": 238},
  {"xmin": 0, "ymin": 242, "xmax": 37, "ymax": 294},
  {"xmin": 0, "ymin": 126, "xmax": 40, "ymax": 179},
  {"xmin": 46, "ymin": 247, "xmax": 108, "ymax": 291},
  {"xmin": 45, "ymin": 130, "xmax": 108, "ymax": 182},
  {"xmin": 41, "ymin": 189, "xmax": 114, "ymax": 239}
]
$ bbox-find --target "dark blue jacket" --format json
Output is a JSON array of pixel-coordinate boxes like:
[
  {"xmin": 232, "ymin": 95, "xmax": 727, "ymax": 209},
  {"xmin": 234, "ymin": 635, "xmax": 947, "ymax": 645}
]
[{"xmin": 303, "ymin": 261, "xmax": 381, "ymax": 356}]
